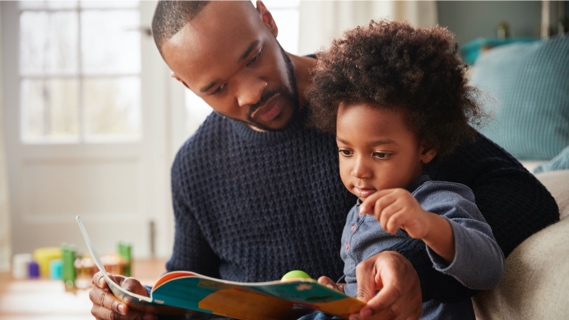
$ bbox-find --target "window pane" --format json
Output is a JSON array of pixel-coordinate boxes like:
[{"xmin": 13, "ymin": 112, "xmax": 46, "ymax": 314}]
[
  {"xmin": 81, "ymin": 10, "xmax": 141, "ymax": 74},
  {"xmin": 19, "ymin": 0, "xmax": 78, "ymax": 10},
  {"xmin": 18, "ymin": 1, "xmax": 143, "ymax": 145},
  {"xmin": 20, "ymin": 11, "xmax": 78, "ymax": 75},
  {"xmin": 21, "ymin": 79, "xmax": 79, "ymax": 142},
  {"xmin": 83, "ymin": 77, "xmax": 141, "ymax": 141},
  {"xmin": 80, "ymin": 0, "xmax": 138, "ymax": 9}
]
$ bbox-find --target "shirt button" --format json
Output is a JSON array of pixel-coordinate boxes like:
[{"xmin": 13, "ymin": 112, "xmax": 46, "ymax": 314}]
[
  {"xmin": 350, "ymin": 225, "xmax": 357, "ymax": 232},
  {"xmin": 345, "ymin": 242, "xmax": 350, "ymax": 251}
]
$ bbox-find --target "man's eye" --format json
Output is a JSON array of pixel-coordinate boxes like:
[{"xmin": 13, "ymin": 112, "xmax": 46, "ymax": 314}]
[
  {"xmin": 373, "ymin": 152, "xmax": 391, "ymax": 160},
  {"xmin": 210, "ymin": 84, "xmax": 226, "ymax": 95},
  {"xmin": 338, "ymin": 149, "xmax": 353, "ymax": 157},
  {"xmin": 247, "ymin": 52, "xmax": 260, "ymax": 66}
]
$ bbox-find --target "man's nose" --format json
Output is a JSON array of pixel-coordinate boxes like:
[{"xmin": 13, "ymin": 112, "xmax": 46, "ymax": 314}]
[{"xmin": 236, "ymin": 74, "xmax": 267, "ymax": 108}]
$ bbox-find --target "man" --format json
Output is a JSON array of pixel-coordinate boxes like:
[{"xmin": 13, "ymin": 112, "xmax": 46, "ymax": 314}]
[{"xmin": 89, "ymin": 1, "xmax": 559, "ymax": 320}]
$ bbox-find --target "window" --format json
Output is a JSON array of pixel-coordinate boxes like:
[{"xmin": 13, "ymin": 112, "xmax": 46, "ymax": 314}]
[{"xmin": 18, "ymin": 0, "xmax": 142, "ymax": 143}]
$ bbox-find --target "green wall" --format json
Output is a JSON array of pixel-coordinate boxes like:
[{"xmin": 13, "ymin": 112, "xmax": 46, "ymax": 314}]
[{"xmin": 437, "ymin": 1, "xmax": 567, "ymax": 45}]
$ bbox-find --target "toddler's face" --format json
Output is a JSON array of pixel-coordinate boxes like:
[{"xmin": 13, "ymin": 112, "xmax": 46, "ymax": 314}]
[{"xmin": 335, "ymin": 103, "xmax": 432, "ymax": 200}]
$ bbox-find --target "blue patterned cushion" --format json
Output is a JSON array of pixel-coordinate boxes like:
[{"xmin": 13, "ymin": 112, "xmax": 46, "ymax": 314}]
[{"xmin": 470, "ymin": 36, "xmax": 569, "ymax": 160}]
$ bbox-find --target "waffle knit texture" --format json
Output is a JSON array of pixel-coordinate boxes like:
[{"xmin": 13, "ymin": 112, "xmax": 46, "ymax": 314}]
[{"xmin": 166, "ymin": 110, "xmax": 559, "ymax": 308}]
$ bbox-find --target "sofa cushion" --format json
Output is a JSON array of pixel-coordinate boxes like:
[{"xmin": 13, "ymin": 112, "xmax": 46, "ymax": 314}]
[
  {"xmin": 469, "ymin": 35, "xmax": 569, "ymax": 160},
  {"xmin": 473, "ymin": 169, "xmax": 569, "ymax": 319},
  {"xmin": 474, "ymin": 217, "xmax": 569, "ymax": 319}
]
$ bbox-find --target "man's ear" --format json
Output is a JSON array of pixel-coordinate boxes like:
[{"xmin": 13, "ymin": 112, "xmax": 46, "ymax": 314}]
[
  {"xmin": 420, "ymin": 141, "xmax": 439, "ymax": 164},
  {"xmin": 256, "ymin": 1, "xmax": 278, "ymax": 38},
  {"xmin": 171, "ymin": 72, "xmax": 190, "ymax": 90}
]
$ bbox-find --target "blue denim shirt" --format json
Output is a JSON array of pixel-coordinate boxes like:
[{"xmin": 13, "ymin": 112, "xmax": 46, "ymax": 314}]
[{"xmin": 339, "ymin": 175, "xmax": 504, "ymax": 319}]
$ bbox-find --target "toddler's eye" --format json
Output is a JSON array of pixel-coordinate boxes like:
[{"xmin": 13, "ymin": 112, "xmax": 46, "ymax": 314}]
[
  {"xmin": 338, "ymin": 149, "xmax": 353, "ymax": 157},
  {"xmin": 373, "ymin": 152, "xmax": 391, "ymax": 160}
]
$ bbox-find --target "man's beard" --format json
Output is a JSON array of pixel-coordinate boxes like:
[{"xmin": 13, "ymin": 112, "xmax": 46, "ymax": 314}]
[{"xmin": 243, "ymin": 45, "xmax": 300, "ymax": 132}]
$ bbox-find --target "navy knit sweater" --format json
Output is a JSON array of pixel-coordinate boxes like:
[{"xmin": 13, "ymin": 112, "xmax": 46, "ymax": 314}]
[{"xmin": 167, "ymin": 110, "xmax": 558, "ymax": 306}]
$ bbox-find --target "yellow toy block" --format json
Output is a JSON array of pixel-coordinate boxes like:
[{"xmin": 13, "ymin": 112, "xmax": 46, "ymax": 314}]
[{"xmin": 33, "ymin": 247, "xmax": 62, "ymax": 278}]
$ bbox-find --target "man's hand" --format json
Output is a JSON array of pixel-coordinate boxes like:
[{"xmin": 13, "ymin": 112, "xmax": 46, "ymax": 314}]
[
  {"xmin": 352, "ymin": 251, "xmax": 422, "ymax": 320},
  {"xmin": 89, "ymin": 271, "xmax": 157, "ymax": 320}
]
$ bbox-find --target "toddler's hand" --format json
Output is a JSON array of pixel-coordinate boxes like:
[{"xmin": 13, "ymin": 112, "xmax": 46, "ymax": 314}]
[
  {"xmin": 317, "ymin": 276, "xmax": 345, "ymax": 293},
  {"xmin": 360, "ymin": 188, "xmax": 430, "ymax": 238}
]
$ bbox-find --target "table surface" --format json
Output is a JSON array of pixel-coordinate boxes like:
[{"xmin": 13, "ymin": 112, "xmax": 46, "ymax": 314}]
[{"xmin": 0, "ymin": 258, "xmax": 167, "ymax": 320}]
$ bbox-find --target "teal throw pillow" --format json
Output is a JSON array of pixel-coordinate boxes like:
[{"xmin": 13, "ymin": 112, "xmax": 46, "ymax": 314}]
[{"xmin": 470, "ymin": 36, "xmax": 569, "ymax": 160}]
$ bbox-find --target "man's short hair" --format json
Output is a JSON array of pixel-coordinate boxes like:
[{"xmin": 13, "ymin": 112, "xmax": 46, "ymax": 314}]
[{"xmin": 151, "ymin": 0, "xmax": 210, "ymax": 55}]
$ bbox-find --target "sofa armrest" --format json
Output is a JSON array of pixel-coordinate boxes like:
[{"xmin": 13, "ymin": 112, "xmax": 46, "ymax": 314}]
[{"xmin": 473, "ymin": 169, "xmax": 569, "ymax": 319}]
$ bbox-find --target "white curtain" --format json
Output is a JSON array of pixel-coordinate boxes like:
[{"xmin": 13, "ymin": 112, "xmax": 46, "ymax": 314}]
[
  {"xmin": 0, "ymin": 114, "xmax": 9, "ymax": 273},
  {"xmin": 298, "ymin": 0, "xmax": 438, "ymax": 55},
  {"xmin": 0, "ymin": 3, "xmax": 11, "ymax": 272}
]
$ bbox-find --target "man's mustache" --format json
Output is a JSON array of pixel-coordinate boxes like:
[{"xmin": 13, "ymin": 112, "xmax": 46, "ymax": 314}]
[{"xmin": 248, "ymin": 88, "xmax": 279, "ymax": 117}]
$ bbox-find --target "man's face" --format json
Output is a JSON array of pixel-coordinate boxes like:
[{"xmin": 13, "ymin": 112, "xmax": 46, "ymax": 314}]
[{"xmin": 161, "ymin": 1, "xmax": 299, "ymax": 131}]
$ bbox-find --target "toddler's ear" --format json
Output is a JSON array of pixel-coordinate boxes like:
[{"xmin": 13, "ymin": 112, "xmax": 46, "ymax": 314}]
[{"xmin": 420, "ymin": 142, "xmax": 439, "ymax": 164}]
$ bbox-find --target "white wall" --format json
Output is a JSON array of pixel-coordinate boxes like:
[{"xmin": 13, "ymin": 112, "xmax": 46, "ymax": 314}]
[{"xmin": 0, "ymin": 2, "xmax": 12, "ymax": 272}]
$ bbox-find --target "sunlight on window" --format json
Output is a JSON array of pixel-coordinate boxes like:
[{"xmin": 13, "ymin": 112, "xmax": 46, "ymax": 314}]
[
  {"xmin": 81, "ymin": 11, "xmax": 141, "ymax": 74},
  {"xmin": 83, "ymin": 77, "xmax": 141, "ymax": 142},
  {"xmin": 20, "ymin": 11, "xmax": 77, "ymax": 75},
  {"xmin": 18, "ymin": 0, "xmax": 142, "ymax": 144},
  {"xmin": 21, "ymin": 79, "xmax": 79, "ymax": 142}
]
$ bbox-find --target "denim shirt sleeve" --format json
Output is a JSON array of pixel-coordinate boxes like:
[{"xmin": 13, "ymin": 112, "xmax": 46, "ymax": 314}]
[{"xmin": 417, "ymin": 181, "xmax": 505, "ymax": 290}]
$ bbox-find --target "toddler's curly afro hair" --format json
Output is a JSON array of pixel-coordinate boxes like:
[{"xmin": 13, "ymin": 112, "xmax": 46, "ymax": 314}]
[{"xmin": 306, "ymin": 19, "xmax": 486, "ymax": 159}]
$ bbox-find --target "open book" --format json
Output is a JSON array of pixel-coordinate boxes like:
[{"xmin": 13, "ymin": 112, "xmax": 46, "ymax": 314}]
[{"xmin": 76, "ymin": 216, "xmax": 365, "ymax": 320}]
